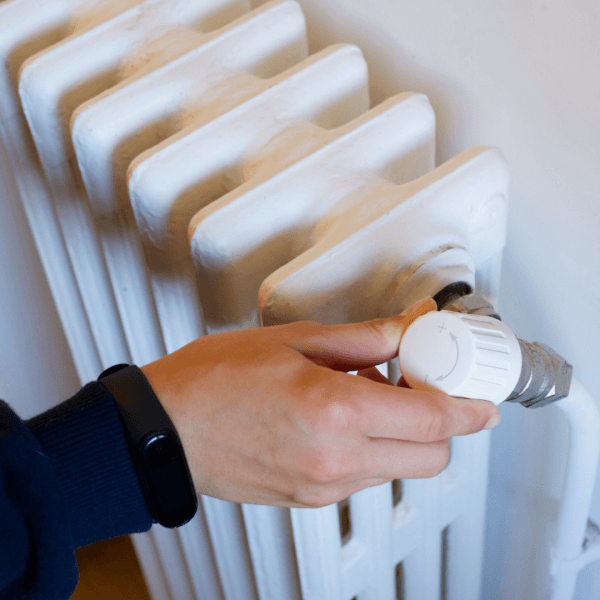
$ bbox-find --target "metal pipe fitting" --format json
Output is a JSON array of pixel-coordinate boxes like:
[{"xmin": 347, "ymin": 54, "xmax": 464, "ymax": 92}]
[
  {"xmin": 506, "ymin": 340, "xmax": 573, "ymax": 408},
  {"xmin": 439, "ymin": 290, "xmax": 501, "ymax": 321}
]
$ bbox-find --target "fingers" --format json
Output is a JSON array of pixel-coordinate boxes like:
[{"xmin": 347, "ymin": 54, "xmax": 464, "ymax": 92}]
[
  {"xmin": 284, "ymin": 297, "xmax": 437, "ymax": 372},
  {"xmin": 293, "ymin": 438, "xmax": 452, "ymax": 507},
  {"xmin": 356, "ymin": 366, "xmax": 393, "ymax": 386},
  {"xmin": 396, "ymin": 375, "xmax": 410, "ymax": 388},
  {"xmin": 338, "ymin": 372, "xmax": 500, "ymax": 441},
  {"xmin": 291, "ymin": 477, "xmax": 391, "ymax": 508},
  {"xmin": 359, "ymin": 437, "xmax": 451, "ymax": 480}
]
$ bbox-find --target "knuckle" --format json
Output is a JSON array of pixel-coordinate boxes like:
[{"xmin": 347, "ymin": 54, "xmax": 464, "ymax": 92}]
[
  {"xmin": 456, "ymin": 402, "xmax": 490, "ymax": 435},
  {"xmin": 290, "ymin": 484, "xmax": 338, "ymax": 508},
  {"xmin": 305, "ymin": 488, "xmax": 340, "ymax": 508},
  {"xmin": 318, "ymin": 400, "xmax": 351, "ymax": 432},
  {"xmin": 307, "ymin": 450, "xmax": 344, "ymax": 485},
  {"xmin": 470, "ymin": 405, "xmax": 492, "ymax": 433},
  {"xmin": 293, "ymin": 320, "xmax": 322, "ymax": 334},
  {"xmin": 465, "ymin": 409, "xmax": 482, "ymax": 434},
  {"xmin": 300, "ymin": 379, "xmax": 353, "ymax": 434},
  {"xmin": 418, "ymin": 404, "xmax": 450, "ymax": 441},
  {"xmin": 361, "ymin": 319, "xmax": 394, "ymax": 351}
]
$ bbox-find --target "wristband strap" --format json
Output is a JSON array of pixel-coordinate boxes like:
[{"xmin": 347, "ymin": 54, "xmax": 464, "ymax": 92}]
[{"xmin": 99, "ymin": 364, "xmax": 197, "ymax": 528}]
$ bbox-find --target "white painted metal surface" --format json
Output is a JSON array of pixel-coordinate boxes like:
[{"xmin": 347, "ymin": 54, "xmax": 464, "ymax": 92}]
[
  {"xmin": 17, "ymin": 0, "xmax": 250, "ymax": 377},
  {"xmin": 129, "ymin": 40, "xmax": 370, "ymax": 345},
  {"xmin": 188, "ymin": 92, "xmax": 435, "ymax": 333},
  {"xmin": 72, "ymin": 0, "xmax": 309, "ymax": 362},
  {"xmin": 0, "ymin": 0, "xmax": 146, "ymax": 381},
  {"xmin": 256, "ymin": 146, "xmax": 507, "ymax": 326},
  {"xmin": 4, "ymin": 0, "xmax": 597, "ymax": 598}
]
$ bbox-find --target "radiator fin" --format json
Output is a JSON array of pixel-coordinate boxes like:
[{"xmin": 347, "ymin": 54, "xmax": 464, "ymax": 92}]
[{"xmin": 0, "ymin": 0, "xmax": 508, "ymax": 598}]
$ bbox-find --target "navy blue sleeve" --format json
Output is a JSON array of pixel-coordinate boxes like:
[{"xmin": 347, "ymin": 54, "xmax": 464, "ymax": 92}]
[{"xmin": 0, "ymin": 382, "xmax": 153, "ymax": 599}]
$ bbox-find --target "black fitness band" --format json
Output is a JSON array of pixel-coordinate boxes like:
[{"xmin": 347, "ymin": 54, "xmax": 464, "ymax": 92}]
[{"xmin": 98, "ymin": 364, "xmax": 197, "ymax": 528}]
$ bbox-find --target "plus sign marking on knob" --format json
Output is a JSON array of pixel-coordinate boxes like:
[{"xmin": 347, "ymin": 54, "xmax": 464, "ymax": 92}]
[{"xmin": 398, "ymin": 310, "xmax": 522, "ymax": 405}]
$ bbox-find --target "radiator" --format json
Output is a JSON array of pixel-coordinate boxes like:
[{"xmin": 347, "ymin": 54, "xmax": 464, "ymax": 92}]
[{"xmin": 0, "ymin": 1, "xmax": 510, "ymax": 598}]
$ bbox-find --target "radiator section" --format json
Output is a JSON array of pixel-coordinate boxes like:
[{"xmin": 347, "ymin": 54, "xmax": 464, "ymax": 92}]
[
  {"xmin": 72, "ymin": 0, "xmax": 308, "ymax": 362},
  {"xmin": 129, "ymin": 40, "xmax": 369, "ymax": 346},
  {"xmin": 0, "ymin": 0, "xmax": 509, "ymax": 598}
]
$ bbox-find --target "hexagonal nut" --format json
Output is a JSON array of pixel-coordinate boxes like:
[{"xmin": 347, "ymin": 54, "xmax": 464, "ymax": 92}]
[
  {"xmin": 443, "ymin": 294, "xmax": 501, "ymax": 320},
  {"xmin": 521, "ymin": 343, "xmax": 573, "ymax": 409}
]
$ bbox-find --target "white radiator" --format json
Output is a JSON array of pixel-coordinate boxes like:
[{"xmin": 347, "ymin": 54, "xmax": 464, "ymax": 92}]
[{"xmin": 0, "ymin": 0, "xmax": 511, "ymax": 598}]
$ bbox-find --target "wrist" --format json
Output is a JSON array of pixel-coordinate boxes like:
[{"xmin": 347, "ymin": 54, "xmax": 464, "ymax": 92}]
[
  {"xmin": 139, "ymin": 360, "xmax": 195, "ymax": 475},
  {"xmin": 99, "ymin": 364, "xmax": 198, "ymax": 528}
]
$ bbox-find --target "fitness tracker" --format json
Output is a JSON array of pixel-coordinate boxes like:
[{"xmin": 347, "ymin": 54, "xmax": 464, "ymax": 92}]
[{"xmin": 99, "ymin": 364, "xmax": 198, "ymax": 528}]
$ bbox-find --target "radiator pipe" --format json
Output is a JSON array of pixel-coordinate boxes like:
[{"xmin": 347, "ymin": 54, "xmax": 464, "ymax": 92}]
[
  {"xmin": 432, "ymin": 284, "xmax": 600, "ymax": 599},
  {"xmin": 550, "ymin": 378, "xmax": 600, "ymax": 600}
]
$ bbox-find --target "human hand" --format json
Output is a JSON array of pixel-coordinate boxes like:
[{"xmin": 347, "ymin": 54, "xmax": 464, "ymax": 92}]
[{"xmin": 140, "ymin": 297, "xmax": 500, "ymax": 508}]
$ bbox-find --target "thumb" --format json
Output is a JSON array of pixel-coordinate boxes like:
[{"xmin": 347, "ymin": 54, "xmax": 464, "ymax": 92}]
[{"xmin": 286, "ymin": 297, "xmax": 437, "ymax": 371}]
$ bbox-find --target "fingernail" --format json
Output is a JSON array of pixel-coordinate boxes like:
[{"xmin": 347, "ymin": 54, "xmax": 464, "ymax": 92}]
[
  {"xmin": 484, "ymin": 412, "xmax": 501, "ymax": 430},
  {"xmin": 400, "ymin": 297, "xmax": 436, "ymax": 316}
]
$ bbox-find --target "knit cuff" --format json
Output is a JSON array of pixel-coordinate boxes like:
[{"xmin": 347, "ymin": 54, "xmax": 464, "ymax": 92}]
[{"xmin": 26, "ymin": 382, "xmax": 153, "ymax": 548}]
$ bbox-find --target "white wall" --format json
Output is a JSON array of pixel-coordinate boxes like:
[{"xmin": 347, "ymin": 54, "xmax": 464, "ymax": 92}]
[{"xmin": 1, "ymin": 0, "xmax": 598, "ymax": 597}]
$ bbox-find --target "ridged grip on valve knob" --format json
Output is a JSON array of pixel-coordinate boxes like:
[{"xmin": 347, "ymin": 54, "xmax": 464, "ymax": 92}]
[{"xmin": 398, "ymin": 311, "xmax": 522, "ymax": 405}]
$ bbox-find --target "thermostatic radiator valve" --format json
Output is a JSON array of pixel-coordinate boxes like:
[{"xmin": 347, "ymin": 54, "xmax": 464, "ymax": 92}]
[{"xmin": 398, "ymin": 292, "xmax": 573, "ymax": 408}]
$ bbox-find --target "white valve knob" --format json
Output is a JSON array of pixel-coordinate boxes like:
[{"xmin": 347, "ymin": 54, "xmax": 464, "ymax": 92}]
[{"xmin": 398, "ymin": 311, "xmax": 522, "ymax": 405}]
